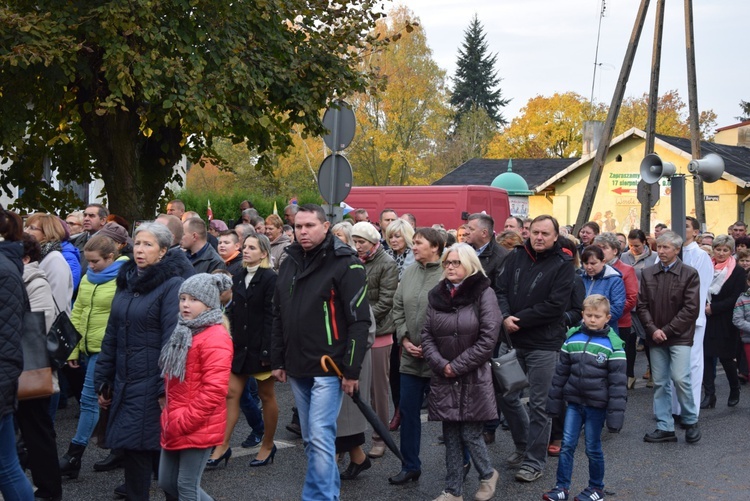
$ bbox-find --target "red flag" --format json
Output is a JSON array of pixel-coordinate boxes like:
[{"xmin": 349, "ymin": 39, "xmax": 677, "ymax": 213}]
[{"xmin": 207, "ymin": 199, "xmax": 213, "ymax": 221}]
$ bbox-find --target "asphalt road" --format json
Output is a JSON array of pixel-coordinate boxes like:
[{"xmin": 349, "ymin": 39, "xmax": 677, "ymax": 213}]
[{"xmin": 48, "ymin": 353, "xmax": 750, "ymax": 500}]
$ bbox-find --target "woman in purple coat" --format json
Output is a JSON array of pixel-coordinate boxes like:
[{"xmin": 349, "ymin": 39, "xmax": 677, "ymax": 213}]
[{"xmin": 421, "ymin": 243, "xmax": 502, "ymax": 501}]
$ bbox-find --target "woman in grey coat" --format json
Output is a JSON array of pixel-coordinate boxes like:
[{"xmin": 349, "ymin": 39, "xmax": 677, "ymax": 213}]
[{"xmin": 421, "ymin": 243, "xmax": 501, "ymax": 501}]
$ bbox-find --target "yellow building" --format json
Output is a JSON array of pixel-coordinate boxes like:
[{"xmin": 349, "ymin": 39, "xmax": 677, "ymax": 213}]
[{"xmin": 532, "ymin": 127, "xmax": 750, "ymax": 234}]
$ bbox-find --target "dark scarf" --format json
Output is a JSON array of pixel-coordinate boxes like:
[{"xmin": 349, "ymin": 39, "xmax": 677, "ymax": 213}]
[
  {"xmin": 40, "ymin": 240, "xmax": 62, "ymax": 260},
  {"xmin": 159, "ymin": 308, "xmax": 224, "ymax": 382}
]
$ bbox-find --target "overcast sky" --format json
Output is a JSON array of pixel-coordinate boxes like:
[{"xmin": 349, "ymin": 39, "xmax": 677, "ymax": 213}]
[{"xmin": 400, "ymin": 0, "xmax": 748, "ymax": 131}]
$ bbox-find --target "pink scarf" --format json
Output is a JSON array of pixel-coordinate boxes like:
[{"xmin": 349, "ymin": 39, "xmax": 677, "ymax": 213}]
[
  {"xmin": 359, "ymin": 241, "xmax": 381, "ymax": 263},
  {"xmin": 709, "ymin": 255, "xmax": 736, "ymax": 298}
]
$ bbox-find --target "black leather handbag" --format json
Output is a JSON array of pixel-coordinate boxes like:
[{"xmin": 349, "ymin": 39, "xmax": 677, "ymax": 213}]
[{"xmin": 47, "ymin": 297, "xmax": 81, "ymax": 369}]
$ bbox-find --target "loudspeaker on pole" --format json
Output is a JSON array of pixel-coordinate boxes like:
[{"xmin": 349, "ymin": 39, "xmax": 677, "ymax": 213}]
[
  {"xmin": 640, "ymin": 154, "xmax": 676, "ymax": 184},
  {"xmin": 687, "ymin": 153, "xmax": 725, "ymax": 183}
]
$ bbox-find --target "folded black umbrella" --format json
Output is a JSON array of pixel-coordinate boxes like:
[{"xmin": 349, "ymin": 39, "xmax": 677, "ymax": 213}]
[{"xmin": 321, "ymin": 355, "xmax": 403, "ymax": 462}]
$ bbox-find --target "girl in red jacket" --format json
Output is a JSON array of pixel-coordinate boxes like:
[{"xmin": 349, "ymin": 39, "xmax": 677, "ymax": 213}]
[{"xmin": 158, "ymin": 273, "xmax": 234, "ymax": 501}]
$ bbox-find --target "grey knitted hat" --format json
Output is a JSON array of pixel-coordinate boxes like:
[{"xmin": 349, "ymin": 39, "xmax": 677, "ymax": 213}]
[{"xmin": 178, "ymin": 273, "xmax": 233, "ymax": 310}]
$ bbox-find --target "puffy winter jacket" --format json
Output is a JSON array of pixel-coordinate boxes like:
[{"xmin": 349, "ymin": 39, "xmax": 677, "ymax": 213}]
[
  {"xmin": 580, "ymin": 264, "xmax": 626, "ymax": 331},
  {"xmin": 362, "ymin": 246, "xmax": 399, "ymax": 336},
  {"xmin": 732, "ymin": 289, "xmax": 750, "ymax": 344},
  {"xmin": 271, "ymin": 232, "xmax": 371, "ymax": 380},
  {"xmin": 421, "ymin": 273, "xmax": 501, "ymax": 422},
  {"xmin": 392, "ymin": 260, "xmax": 443, "ymax": 379},
  {"xmin": 161, "ymin": 324, "xmax": 233, "ymax": 450},
  {"xmin": 94, "ymin": 252, "xmax": 187, "ymax": 451},
  {"xmin": 69, "ymin": 256, "xmax": 128, "ymax": 359},
  {"xmin": 0, "ymin": 240, "xmax": 25, "ymax": 419},
  {"xmin": 61, "ymin": 241, "xmax": 82, "ymax": 291},
  {"xmin": 547, "ymin": 324, "xmax": 627, "ymax": 431}
]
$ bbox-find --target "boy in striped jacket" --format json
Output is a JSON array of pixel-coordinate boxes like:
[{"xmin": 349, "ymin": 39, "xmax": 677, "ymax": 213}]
[{"xmin": 543, "ymin": 294, "xmax": 627, "ymax": 501}]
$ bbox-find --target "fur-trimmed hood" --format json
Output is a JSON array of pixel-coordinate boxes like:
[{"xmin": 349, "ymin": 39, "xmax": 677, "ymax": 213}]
[
  {"xmin": 116, "ymin": 250, "xmax": 192, "ymax": 294},
  {"xmin": 428, "ymin": 272, "xmax": 491, "ymax": 312}
]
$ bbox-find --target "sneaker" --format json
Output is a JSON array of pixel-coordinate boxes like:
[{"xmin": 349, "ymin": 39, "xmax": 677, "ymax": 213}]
[
  {"xmin": 574, "ymin": 486, "xmax": 604, "ymax": 501},
  {"xmin": 474, "ymin": 469, "xmax": 498, "ymax": 501},
  {"xmin": 506, "ymin": 450, "xmax": 525, "ymax": 468},
  {"xmin": 543, "ymin": 487, "xmax": 570, "ymax": 501},
  {"xmin": 241, "ymin": 433, "xmax": 263, "ymax": 448},
  {"xmin": 515, "ymin": 465, "xmax": 542, "ymax": 482},
  {"xmin": 433, "ymin": 491, "xmax": 463, "ymax": 501}
]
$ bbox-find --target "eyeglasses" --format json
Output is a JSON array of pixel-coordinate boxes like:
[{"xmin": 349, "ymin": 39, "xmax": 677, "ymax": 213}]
[
  {"xmin": 66, "ymin": 221, "xmax": 81, "ymax": 227},
  {"xmin": 442, "ymin": 259, "xmax": 462, "ymax": 269}
]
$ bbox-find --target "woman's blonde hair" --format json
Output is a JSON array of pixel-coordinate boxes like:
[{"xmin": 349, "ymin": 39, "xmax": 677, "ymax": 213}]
[
  {"xmin": 385, "ymin": 218, "xmax": 415, "ymax": 249},
  {"xmin": 442, "ymin": 243, "xmax": 485, "ymax": 279},
  {"xmin": 331, "ymin": 222, "xmax": 355, "ymax": 248},
  {"xmin": 25, "ymin": 213, "xmax": 66, "ymax": 243},
  {"xmin": 243, "ymin": 233, "xmax": 271, "ymax": 269}
]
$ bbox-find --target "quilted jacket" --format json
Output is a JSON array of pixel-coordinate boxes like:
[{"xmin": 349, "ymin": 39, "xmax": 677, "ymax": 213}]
[
  {"xmin": 94, "ymin": 251, "xmax": 187, "ymax": 451},
  {"xmin": 0, "ymin": 240, "xmax": 25, "ymax": 419},
  {"xmin": 580, "ymin": 264, "xmax": 626, "ymax": 331},
  {"xmin": 547, "ymin": 324, "xmax": 627, "ymax": 431},
  {"xmin": 160, "ymin": 324, "xmax": 233, "ymax": 450},
  {"xmin": 421, "ymin": 273, "xmax": 501, "ymax": 422}
]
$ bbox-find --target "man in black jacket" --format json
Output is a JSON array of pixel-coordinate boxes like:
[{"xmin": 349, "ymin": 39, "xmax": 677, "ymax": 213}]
[
  {"xmin": 271, "ymin": 204, "xmax": 370, "ymax": 501},
  {"xmin": 464, "ymin": 213, "xmax": 508, "ymax": 292},
  {"xmin": 496, "ymin": 215, "xmax": 576, "ymax": 483}
]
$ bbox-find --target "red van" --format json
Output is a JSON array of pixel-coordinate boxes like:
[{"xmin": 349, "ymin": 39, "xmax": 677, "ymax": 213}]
[{"xmin": 344, "ymin": 185, "xmax": 510, "ymax": 230}]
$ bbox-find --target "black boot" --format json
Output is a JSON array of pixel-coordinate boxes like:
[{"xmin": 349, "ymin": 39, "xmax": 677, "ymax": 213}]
[
  {"xmin": 728, "ymin": 386, "xmax": 740, "ymax": 407},
  {"xmin": 93, "ymin": 449, "xmax": 125, "ymax": 472},
  {"xmin": 59, "ymin": 442, "xmax": 86, "ymax": 479},
  {"xmin": 699, "ymin": 393, "xmax": 716, "ymax": 409}
]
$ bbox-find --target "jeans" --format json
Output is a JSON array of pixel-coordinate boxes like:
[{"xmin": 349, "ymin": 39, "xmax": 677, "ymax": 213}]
[
  {"xmin": 399, "ymin": 373, "xmax": 430, "ymax": 472},
  {"xmin": 498, "ymin": 345, "xmax": 557, "ymax": 471},
  {"xmin": 158, "ymin": 448, "xmax": 213, "ymax": 501},
  {"xmin": 289, "ymin": 376, "xmax": 344, "ymax": 501},
  {"xmin": 240, "ymin": 377, "xmax": 264, "ymax": 436},
  {"xmin": 672, "ymin": 324, "xmax": 704, "ymax": 418},
  {"xmin": 556, "ymin": 403, "xmax": 606, "ymax": 491},
  {"xmin": 651, "ymin": 345, "xmax": 698, "ymax": 430},
  {"xmin": 0, "ymin": 413, "xmax": 34, "ymax": 501},
  {"xmin": 73, "ymin": 353, "xmax": 99, "ymax": 446}
]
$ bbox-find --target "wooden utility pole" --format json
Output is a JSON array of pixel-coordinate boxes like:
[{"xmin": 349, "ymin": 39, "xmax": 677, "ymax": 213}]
[
  {"xmin": 640, "ymin": 0, "xmax": 666, "ymax": 233},
  {"xmin": 574, "ymin": 0, "xmax": 651, "ymax": 235},
  {"xmin": 684, "ymin": 0, "xmax": 705, "ymax": 224}
]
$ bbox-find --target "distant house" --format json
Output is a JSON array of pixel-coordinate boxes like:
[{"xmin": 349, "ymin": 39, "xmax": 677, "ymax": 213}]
[{"xmin": 431, "ymin": 124, "xmax": 750, "ymax": 234}]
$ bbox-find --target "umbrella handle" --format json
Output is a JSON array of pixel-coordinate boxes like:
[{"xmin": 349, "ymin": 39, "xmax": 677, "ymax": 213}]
[{"xmin": 320, "ymin": 355, "xmax": 343, "ymax": 379}]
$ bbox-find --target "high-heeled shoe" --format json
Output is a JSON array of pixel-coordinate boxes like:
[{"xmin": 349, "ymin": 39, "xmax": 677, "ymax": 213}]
[
  {"xmin": 249, "ymin": 445, "xmax": 277, "ymax": 467},
  {"xmin": 728, "ymin": 387, "xmax": 740, "ymax": 407},
  {"xmin": 627, "ymin": 377, "xmax": 636, "ymax": 390},
  {"xmin": 206, "ymin": 448, "xmax": 232, "ymax": 469},
  {"xmin": 700, "ymin": 393, "xmax": 716, "ymax": 409}
]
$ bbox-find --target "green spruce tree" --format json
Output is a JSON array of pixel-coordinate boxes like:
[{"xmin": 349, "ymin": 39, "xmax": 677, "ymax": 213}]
[{"xmin": 450, "ymin": 15, "xmax": 510, "ymax": 127}]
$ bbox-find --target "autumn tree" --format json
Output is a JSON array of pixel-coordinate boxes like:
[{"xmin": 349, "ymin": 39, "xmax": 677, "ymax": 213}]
[
  {"xmin": 0, "ymin": 0, "xmax": 385, "ymax": 222},
  {"xmin": 488, "ymin": 90, "xmax": 716, "ymax": 159},
  {"xmin": 450, "ymin": 15, "xmax": 509, "ymax": 127},
  {"xmin": 347, "ymin": 6, "xmax": 452, "ymax": 186}
]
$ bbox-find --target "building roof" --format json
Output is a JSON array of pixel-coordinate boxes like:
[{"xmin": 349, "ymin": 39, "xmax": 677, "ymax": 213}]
[
  {"xmin": 715, "ymin": 120, "xmax": 750, "ymax": 133},
  {"xmin": 534, "ymin": 127, "xmax": 750, "ymax": 191},
  {"xmin": 655, "ymin": 134, "xmax": 750, "ymax": 187},
  {"xmin": 432, "ymin": 158, "xmax": 577, "ymax": 191}
]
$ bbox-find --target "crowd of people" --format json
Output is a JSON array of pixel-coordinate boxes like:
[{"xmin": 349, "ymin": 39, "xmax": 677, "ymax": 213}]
[{"xmin": 1, "ymin": 197, "xmax": 749, "ymax": 501}]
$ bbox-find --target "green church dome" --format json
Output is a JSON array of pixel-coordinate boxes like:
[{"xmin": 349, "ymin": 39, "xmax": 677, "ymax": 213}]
[{"xmin": 490, "ymin": 159, "xmax": 533, "ymax": 195}]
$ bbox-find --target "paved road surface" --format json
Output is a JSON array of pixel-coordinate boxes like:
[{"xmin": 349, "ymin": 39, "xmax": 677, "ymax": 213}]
[{"xmin": 47, "ymin": 354, "xmax": 750, "ymax": 500}]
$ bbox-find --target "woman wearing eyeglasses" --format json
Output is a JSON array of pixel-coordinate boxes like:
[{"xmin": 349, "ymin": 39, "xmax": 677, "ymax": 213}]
[{"xmin": 421, "ymin": 243, "xmax": 502, "ymax": 501}]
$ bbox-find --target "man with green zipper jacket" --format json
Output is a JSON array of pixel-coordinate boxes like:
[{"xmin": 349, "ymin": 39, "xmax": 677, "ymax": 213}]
[{"xmin": 271, "ymin": 204, "xmax": 370, "ymax": 501}]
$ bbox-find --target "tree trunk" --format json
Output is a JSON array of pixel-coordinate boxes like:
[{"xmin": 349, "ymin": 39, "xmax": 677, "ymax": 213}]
[{"xmin": 80, "ymin": 106, "xmax": 182, "ymax": 225}]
